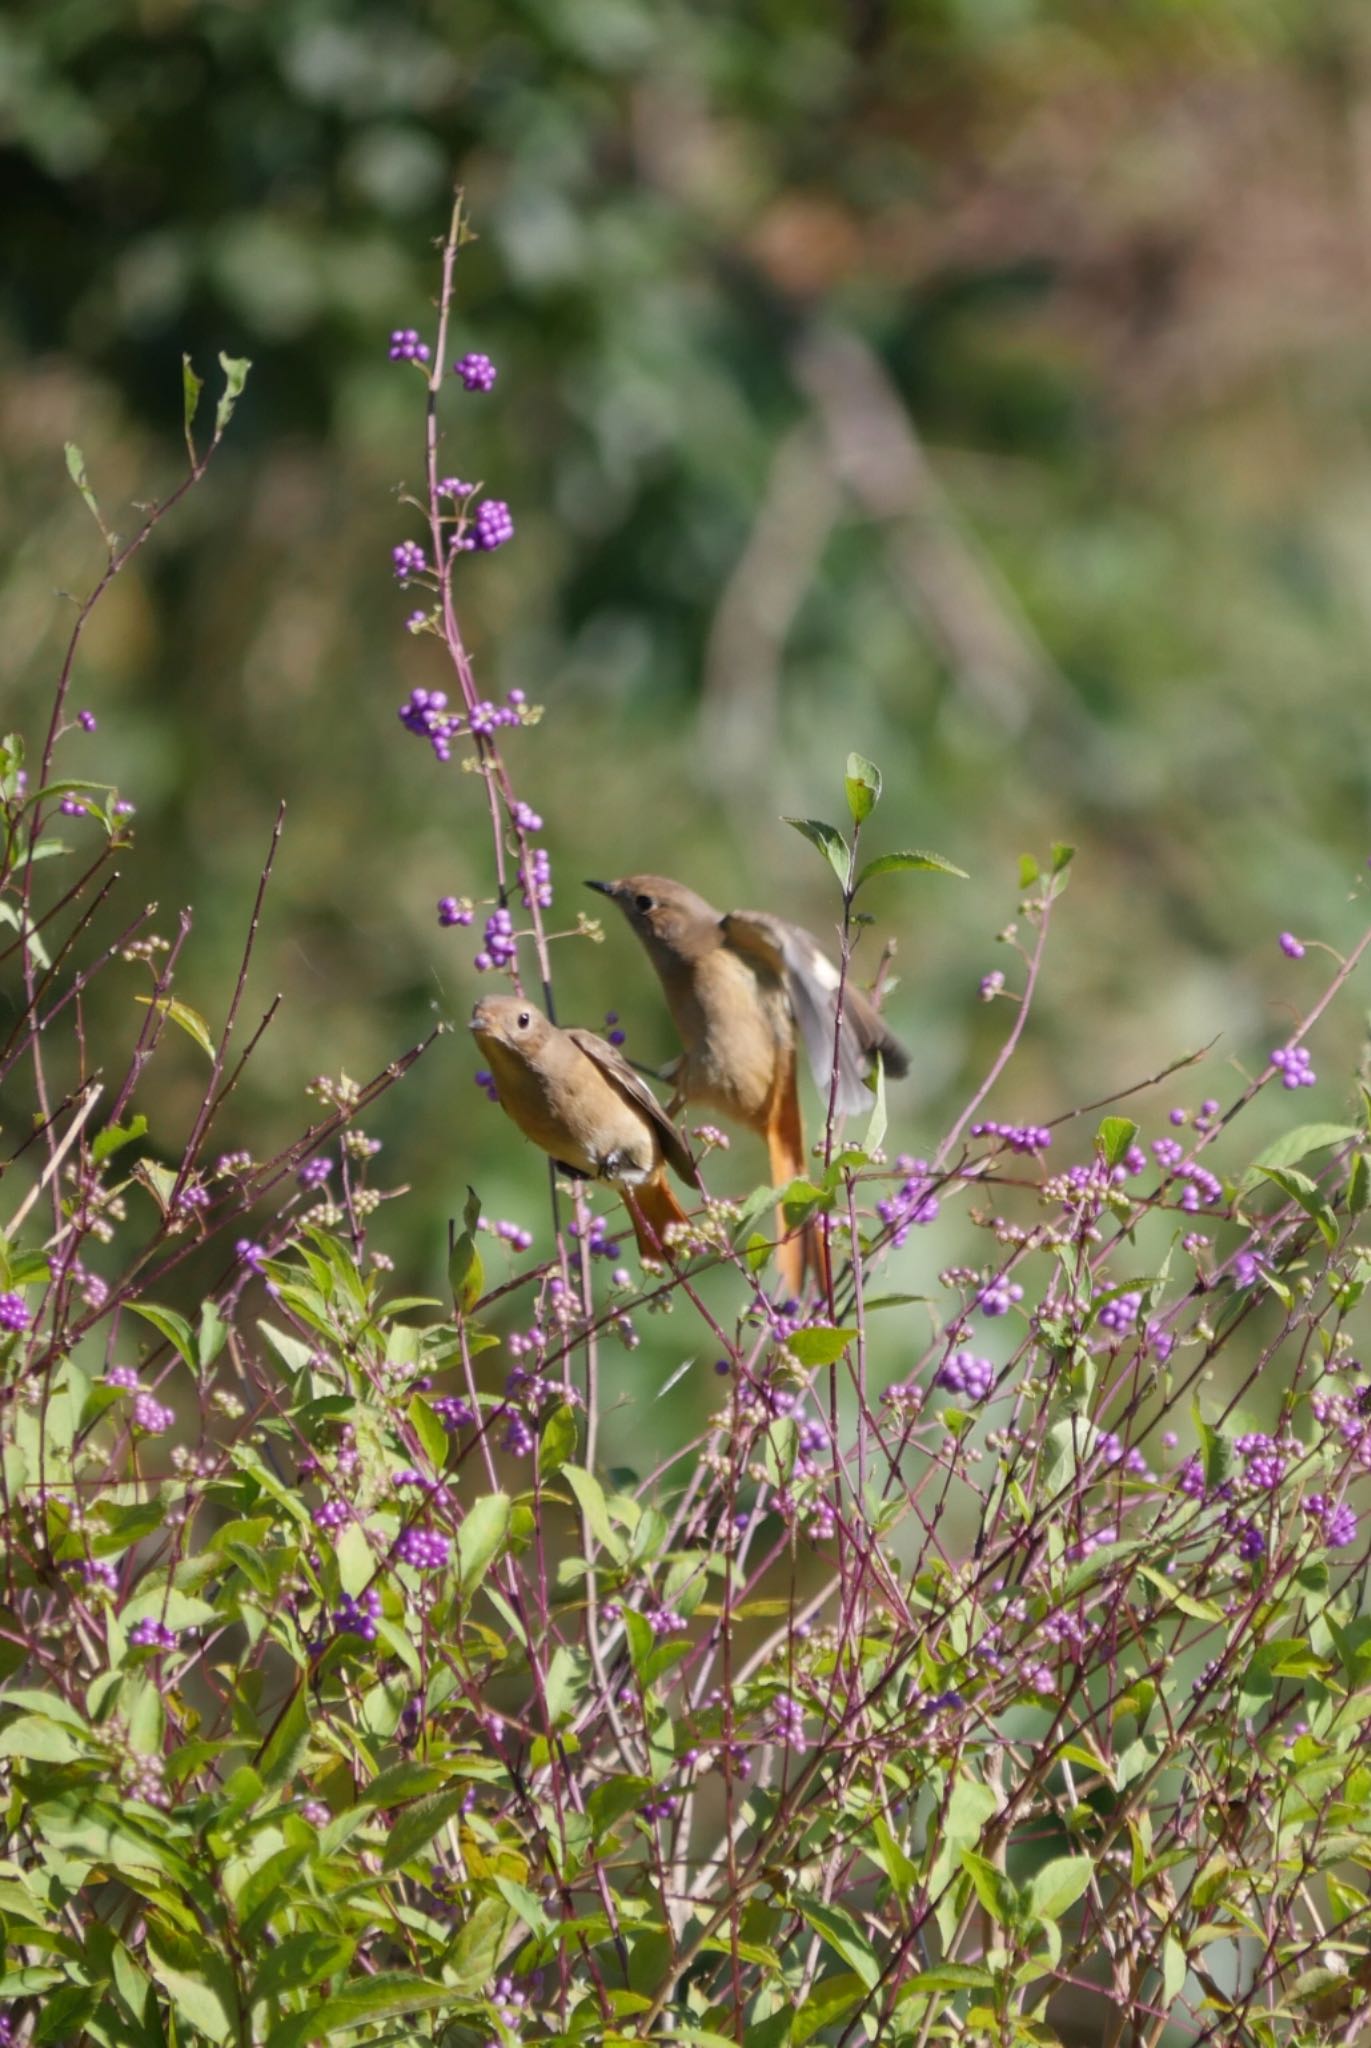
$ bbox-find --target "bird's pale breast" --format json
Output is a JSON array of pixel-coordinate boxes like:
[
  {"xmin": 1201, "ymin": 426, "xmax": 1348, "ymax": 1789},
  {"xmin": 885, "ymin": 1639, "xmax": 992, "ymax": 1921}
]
[{"xmin": 675, "ymin": 946, "xmax": 789, "ymax": 1127}]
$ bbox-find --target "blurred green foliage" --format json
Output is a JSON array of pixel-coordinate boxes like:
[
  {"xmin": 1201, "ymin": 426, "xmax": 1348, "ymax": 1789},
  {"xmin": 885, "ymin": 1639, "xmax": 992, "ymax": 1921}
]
[{"xmin": 6, "ymin": 0, "xmax": 1371, "ymax": 1404}]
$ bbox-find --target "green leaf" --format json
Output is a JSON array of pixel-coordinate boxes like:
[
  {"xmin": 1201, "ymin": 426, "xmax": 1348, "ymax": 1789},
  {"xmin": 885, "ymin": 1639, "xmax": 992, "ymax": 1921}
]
[
  {"xmin": 1192, "ymin": 1404, "xmax": 1233, "ymax": 1493},
  {"xmin": 133, "ymin": 996, "xmax": 215, "ymax": 1060},
  {"xmin": 91, "ymin": 1115, "xmax": 148, "ymax": 1166},
  {"xmin": 257, "ymin": 1320, "xmax": 315, "ymax": 1373},
  {"xmin": 793, "ymin": 1971, "xmax": 868, "ymax": 2044},
  {"xmin": 862, "ymin": 1047, "xmax": 888, "ymax": 1157},
  {"xmin": 1027, "ymin": 1854, "xmax": 1093, "ymax": 1922},
  {"xmin": 358, "ymin": 1761, "xmax": 449, "ymax": 1808},
  {"xmin": 1096, "ymin": 1116, "xmax": 1138, "ymax": 1169},
  {"xmin": 448, "ymin": 1893, "xmax": 519, "ymax": 1993},
  {"xmin": 91, "ymin": 1499, "xmax": 166, "ymax": 1556},
  {"xmin": 540, "ymin": 1402, "xmax": 578, "ymax": 1475},
  {"xmin": 455, "ymin": 1492, "xmax": 510, "ymax": 1594},
  {"xmin": 794, "ymin": 1897, "xmax": 880, "ymax": 1989},
  {"xmin": 960, "ymin": 1849, "xmax": 1019, "ymax": 1927},
  {"xmin": 0, "ymin": 1714, "xmax": 84, "ymax": 1762},
  {"xmin": 125, "ymin": 1301, "xmax": 196, "ymax": 1373},
  {"xmin": 214, "ymin": 352, "xmax": 252, "ymax": 440},
  {"xmin": 786, "ymin": 1326, "xmax": 857, "ymax": 1367},
  {"xmin": 449, "ymin": 1188, "xmax": 484, "ymax": 1311},
  {"xmin": 1161, "ymin": 1934, "xmax": 1187, "ymax": 2007},
  {"xmin": 256, "ymin": 1685, "xmax": 310, "ymax": 1791},
  {"xmin": 1349, "ymin": 1152, "xmax": 1370, "ymax": 1217},
  {"xmin": 895, "ymin": 1964, "xmax": 996, "ymax": 2001},
  {"xmin": 121, "ymin": 1589, "xmax": 217, "ymax": 1633},
  {"xmin": 1249, "ymin": 1123, "xmax": 1357, "ymax": 1176},
  {"xmin": 544, "ymin": 1644, "xmax": 587, "ymax": 1727},
  {"xmin": 1256, "ymin": 1165, "xmax": 1339, "ymax": 1248},
  {"xmin": 181, "ymin": 354, "xmax": 204, "ymax": 445},
  {"xmin": 1051, "ymin": 842, "xmax": 1075, "ymax": 874},
  {"xmin": 407, "ymin": 1394, "xmax": 449, "ymax": 1474},
  {"xmin": 266, "ymin": 1975, "xmax": 455, "ymax": 2048},
  {"xmin": 145, "ymin": 1924, "xmax": 236, "ymax": 2044},
  {"xmin": 1019, "ymin": 854, "xmax": 1040, "ymax": 887},
  {"xmin": 64, "ymin": 442, "xmax": 106, "ymax": 535},
  {"xmin": 564, "ymin": 1464, "xmax": 626, "ymax": 1562},
  {"xmin": 493, "ymin": 1874, "xmax": 554, "ymax": 1941},
  {"xmin": 783, "ymin": 815, "xmax": 850, "ymax": 892},
  {"xmin": 844, "ymin": 752, "xmax": 882, "ymax": 825},
  {"xmin": 854, "ymin": 848, "xmax": 968, "ymax": 893},
  {"xmin": 1135, "ymin": 1565, "xmax": 1225, "ymax": 1624},
  {"xmin": 870, "ymin": 1813, "xmax": 917, "ymax": 1897},
  {"xmin": 252, "ymin": 1932, "xmax": 354, "ymax": 2008},
  {"xmin": 380, "ymin": 1789, "xmax": 470, "ymax": 1873},
  {"xmin": 197, "ymin": 1301, "xmax": 227, "ymax": 1370}
]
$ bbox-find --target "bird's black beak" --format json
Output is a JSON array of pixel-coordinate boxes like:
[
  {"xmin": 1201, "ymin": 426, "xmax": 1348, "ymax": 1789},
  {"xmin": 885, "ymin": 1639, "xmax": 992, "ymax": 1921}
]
[{"xmin": 584, "ymin": 879, "xmax": 614, "ymax": 899}]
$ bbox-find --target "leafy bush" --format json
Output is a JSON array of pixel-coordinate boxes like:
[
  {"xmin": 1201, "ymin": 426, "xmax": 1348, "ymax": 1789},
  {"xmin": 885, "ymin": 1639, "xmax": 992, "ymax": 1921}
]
[{"xmin": 2, "ymin": 199, "xmax": 1370, "ymax": 2048}]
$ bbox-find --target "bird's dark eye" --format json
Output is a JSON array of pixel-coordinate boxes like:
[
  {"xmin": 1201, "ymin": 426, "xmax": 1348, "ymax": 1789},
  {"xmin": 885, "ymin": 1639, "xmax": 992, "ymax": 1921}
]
[
  {"xmin": 516, "ymin": 1010, "xmax": 530, "ymax": 1029},
  {"xmin": 635, "ymin": 893, "xmax": 655, "ymax": 913}
]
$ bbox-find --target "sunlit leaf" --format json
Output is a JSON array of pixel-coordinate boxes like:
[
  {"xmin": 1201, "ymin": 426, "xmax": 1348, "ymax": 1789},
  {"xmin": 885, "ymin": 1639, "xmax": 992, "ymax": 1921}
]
[{"xmin": 783, "ymin": 814, "xmax": 850, "ymax": 891}]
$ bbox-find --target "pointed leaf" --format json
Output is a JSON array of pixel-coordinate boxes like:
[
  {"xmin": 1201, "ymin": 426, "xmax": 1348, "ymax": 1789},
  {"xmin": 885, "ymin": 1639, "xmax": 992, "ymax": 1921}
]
[
  {"xmin": 1027, "ymin": 1854, "xmax": 1094, "ymax": 1922},
  {"xmin": 563, "ymin": 1463, "xmax": 626, "ymax": 1562},
  {"xmin": 960, "ymin": 1848, "xmax": 1019, "ymax": 1927},
  {"xmin": 133, "ymin": 996, "xmax": 215, "ymax": 1060},
  {"xmin": 214, "ymin": 353, "xmax": 252, "ymax": 440},
  {"xmin": 126, "ymin": 1300, "xmax": 195, "ymax": 1373},
  {"xmin": 844, "ymin": 752, "xmax": 882, "ymax": 825},
  {"xmin": 256, "ymin": 1685, "xmax": 310, "ymax": 1790},
  {"xmin": 1096, "ymin": 1116, "xmax": 1137, "ymax": 1169},
  {"xmin": 855, "ymin": 849, "xmax": 967, "ymax": 893},
  {"xmin": 783, "ymin": 815, "xmax": 850, "ymax": 892},
  {"xmin": 1248, "ymin": 1124, "xmax": 1357, "ymax": 1178},
  {"xmin": 794, "ymin": 1897, "xmax": 879, "ymax": 1989},
  {"xmin": 252, "ymin": 1932, "xmax": 354, "ymax": 2007},
  {"xmin": 407, "ymin": 1394, "xmax": 449, "ymax": 1473},
  {"xmin": 182, "ymin": 354, "xmax": 204, "ymax": 445},
  {"xmin": 455, "ymin": 1492, "xmax": 510, "ymax": 1594},
  {"xmin": 380, "ymin": 1789, "xmax": 470, "ymax": 1873},
  {"xmin": 1256, "ymin": 1166, "xmax": 1339, "ymax": 1248},
  {"xmin": 449, "ymin": 1198, "xmax": 484, "ymax": 1312},
  {"xmin": 540, "ymin": 1402, "xmax": 578, "ymax": 1476},
  {"xmin": 64, "ymin": 442, "xmax": 108, "ymax": 541},
  {"xmin": 91, "ymin": 1115, "xmax": 148, "ymax": 1166},
  {"xmin": 786, "ymin": 1326, "xmax": 857, "ymax": 1367},
  {"xmin": 862, "ymin": 1046, "xmax": 888, "ymax": 1157}
]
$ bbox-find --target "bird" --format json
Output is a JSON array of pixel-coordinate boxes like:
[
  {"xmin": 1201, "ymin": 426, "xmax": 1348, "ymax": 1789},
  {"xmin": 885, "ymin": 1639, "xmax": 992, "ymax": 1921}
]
[
  {"xmin": 584, "ymin": 874, "xmax": 909, "ymax": 1292},
  {"xmin": 469, "ymin": 994, "xmax": 694, "ymax": 1263}
]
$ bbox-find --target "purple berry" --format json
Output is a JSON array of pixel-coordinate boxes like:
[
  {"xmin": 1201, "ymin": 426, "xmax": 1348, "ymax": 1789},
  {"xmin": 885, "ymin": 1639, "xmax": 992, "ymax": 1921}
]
[
  {"xmin": 392, "ymin": 540, "xmax": 427, "ymax": 584},
  {"xmin": 0, "ymin": 1292, "xmax": 29, "ymax": 1334},
  {"xmin": 389, "ymin": 328, "xmax": 431, "ymax": 364},
  {"xmin": 453, "ymin": 352, "xmax": 497, "ymax": 392},
  {"xmin": 472, "ymin": 500, "xmax": 514, "ymax": 552}
]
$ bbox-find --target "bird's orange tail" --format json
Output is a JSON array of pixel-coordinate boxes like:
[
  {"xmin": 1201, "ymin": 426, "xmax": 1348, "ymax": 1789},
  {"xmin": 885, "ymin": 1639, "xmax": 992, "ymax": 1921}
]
[
  {"xmin": 622, "ymin": 1173, "xmax": 689, "ymax": 1263},
  {"xmin": 764, "ymin": 1076, "xmax": 829, "ymax": 1299}
]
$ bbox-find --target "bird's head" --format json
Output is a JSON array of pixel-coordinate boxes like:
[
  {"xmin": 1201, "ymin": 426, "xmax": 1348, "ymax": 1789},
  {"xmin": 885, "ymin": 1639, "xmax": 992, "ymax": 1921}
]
[
  {"xmin": 469, "ymin": 995, "xmax": 553, "ymax": 1060},
  {"xmin": 584, "ymin": 874, "xmax": 720, "ymax": 958}
]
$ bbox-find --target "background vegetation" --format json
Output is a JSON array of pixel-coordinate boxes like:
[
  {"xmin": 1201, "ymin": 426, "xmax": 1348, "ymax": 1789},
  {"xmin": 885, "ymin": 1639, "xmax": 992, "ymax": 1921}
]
[
  {"xmin": 6, "ymin": 9, "xmax": 1371, "ymax": 2046},
  {"xmin": 7, "ymin": 0, "xmax": 1371, "ymax": 1384}
]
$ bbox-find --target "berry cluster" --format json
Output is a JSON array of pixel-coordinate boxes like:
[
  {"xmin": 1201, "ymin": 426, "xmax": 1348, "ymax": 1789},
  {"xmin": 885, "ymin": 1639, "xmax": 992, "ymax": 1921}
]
[
  {"xmin": 473, "ymin": 908, "xmax": 517, "ymax": 973},
  {"xmin": 454, "ymin": 351, "xmax": 497, "ymax": 391},
  {"xmin": 1271, "ymin": 1043, "xmax": 1316, "ymax": 1089},
  {"xmin": 388, "ymin": 328, "xmax": 431, "ymax": 363},
  {"xmin": 936, "ymin": 1350, "xmax": 996, "ymax": 1401}
]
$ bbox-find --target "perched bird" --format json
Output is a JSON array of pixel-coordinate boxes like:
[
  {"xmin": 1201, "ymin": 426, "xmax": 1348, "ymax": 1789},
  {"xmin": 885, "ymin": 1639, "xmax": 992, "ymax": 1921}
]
[
  {"xmin": 585, "ymin": 874, "xmax": 908, "ymax": 1292},
  {"xmin": 469, "ymin": 995, "xmax": 693, "ymax": 1262}
]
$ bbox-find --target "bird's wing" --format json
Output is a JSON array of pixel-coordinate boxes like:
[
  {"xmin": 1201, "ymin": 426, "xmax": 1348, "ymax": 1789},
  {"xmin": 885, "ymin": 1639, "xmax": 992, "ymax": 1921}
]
[
  {"xmin": 564, "ymin": 1030, "xmax": 695, "ymax": 1183},
  {"xmin": 725, "ymin": 911, "xmax": 908, "ymax": 1115}
]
